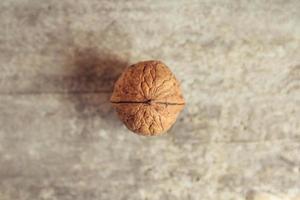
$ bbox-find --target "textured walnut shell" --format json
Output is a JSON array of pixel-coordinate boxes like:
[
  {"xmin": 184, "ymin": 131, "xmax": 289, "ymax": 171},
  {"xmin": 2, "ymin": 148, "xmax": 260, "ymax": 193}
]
[{"xmin": 110, "ymin": 60, "xmax": 185, "ymax": 136}]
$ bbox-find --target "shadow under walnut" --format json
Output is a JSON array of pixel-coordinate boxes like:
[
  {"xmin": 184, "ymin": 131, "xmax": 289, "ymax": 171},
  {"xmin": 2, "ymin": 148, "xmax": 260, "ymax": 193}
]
[
  {"xmin": 110, "ymin": 60, "xmax": 185, "ymax": 136},
  {"xmin": 64, "ymin": 47, "xmax": 128, "ymax": 122}
]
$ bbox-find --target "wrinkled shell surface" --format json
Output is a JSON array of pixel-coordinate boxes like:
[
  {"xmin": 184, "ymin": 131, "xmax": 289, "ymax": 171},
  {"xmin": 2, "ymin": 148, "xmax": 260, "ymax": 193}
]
[{"xmin": 111, "ymin": 60, "xmax": 185, "ymax": 136}]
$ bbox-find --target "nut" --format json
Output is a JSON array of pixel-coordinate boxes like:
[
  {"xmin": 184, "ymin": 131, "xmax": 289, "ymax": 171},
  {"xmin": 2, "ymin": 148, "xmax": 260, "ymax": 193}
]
[{"xmin": 110, "ymin": 60, "xmax": 185, "ymax": 136}]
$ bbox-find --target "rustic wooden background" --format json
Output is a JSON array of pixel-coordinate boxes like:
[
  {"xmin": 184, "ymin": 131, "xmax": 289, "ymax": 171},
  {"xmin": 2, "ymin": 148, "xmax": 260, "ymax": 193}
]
[{"xmin": 0, "ymin": 0, "xmax": 300, "ymax": 199}]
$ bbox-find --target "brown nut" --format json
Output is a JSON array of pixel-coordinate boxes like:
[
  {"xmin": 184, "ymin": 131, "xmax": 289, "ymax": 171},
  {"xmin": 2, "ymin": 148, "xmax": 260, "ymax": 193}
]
[{"xmin": 110, "ymin": 60, "xmax": 185, "ymax": 136}]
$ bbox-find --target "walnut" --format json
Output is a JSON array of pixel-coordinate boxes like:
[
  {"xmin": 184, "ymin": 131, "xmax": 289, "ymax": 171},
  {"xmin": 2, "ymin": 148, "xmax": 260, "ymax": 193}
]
[{"xmin": 110, "ymin": 60, "xmax": 185, "ymax": 136}]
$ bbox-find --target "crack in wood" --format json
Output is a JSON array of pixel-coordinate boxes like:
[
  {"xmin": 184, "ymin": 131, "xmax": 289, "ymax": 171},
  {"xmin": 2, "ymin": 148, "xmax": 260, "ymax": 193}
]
[{"xmin": 0, "ymin": 90, "xmax": 112, "ymax": 95}]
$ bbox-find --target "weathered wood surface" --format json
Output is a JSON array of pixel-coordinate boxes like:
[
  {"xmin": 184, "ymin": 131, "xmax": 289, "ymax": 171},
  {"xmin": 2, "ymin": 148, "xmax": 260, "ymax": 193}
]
[{"xmin": 0, "ymin": 0, "xmax": 300, "ymax": 199}]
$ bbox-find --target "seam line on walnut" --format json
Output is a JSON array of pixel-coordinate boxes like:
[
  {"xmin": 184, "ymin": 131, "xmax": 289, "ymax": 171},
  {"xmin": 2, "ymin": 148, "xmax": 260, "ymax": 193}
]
[{"xmin": 110, "ymin": 101, "xmax": 185, "ymax": 105}]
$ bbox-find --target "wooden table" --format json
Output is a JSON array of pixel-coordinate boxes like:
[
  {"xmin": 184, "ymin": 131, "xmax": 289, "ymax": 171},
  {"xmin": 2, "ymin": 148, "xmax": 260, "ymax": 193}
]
[{"xmin": 0, "ymin": 0, "xmax": 300, "ymax": 199}]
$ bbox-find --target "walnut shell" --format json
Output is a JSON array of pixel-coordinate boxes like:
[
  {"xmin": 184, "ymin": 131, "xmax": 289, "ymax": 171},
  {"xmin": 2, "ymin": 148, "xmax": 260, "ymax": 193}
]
[{"xmin": 110, "ymin": 60, "xmax": 185, "ymax": 136}]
